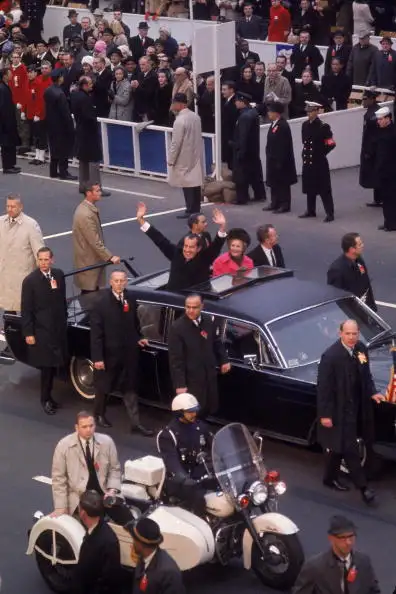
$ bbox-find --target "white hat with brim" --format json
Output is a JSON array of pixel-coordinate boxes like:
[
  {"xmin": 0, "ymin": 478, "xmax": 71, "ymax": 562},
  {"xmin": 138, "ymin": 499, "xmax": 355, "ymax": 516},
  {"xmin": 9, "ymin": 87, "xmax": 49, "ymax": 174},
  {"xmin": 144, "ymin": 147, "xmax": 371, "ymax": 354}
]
[
  {"xmin": 305, "ymin": 101, "xmax": 322, "ymax": 112},
  {"xmin": 375, "ymin": 106, "xmax": 391, "ymax": 119}
]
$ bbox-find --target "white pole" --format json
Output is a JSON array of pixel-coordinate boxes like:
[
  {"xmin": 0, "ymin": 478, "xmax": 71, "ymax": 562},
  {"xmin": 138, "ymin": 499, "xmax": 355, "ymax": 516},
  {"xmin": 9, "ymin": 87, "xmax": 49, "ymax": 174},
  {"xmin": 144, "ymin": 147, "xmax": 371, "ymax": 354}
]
[{"xmin": 213, "ymin": 24, "xmax": 222, "ymax": 180}]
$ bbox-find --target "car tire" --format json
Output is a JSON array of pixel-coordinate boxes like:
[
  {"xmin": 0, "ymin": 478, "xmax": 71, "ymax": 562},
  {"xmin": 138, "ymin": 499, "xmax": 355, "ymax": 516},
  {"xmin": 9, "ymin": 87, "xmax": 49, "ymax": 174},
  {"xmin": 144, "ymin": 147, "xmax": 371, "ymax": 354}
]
[
  {"xmin": 35, "ymin": 530, "xmax": 77, "ymax": 593},
  {"xmin": 69, "ymin": 356, "xmax": 95, "ymax": 400},
  {"xmin": 251, "ymin": 532, "xmax": 304, "ymax": 590}
]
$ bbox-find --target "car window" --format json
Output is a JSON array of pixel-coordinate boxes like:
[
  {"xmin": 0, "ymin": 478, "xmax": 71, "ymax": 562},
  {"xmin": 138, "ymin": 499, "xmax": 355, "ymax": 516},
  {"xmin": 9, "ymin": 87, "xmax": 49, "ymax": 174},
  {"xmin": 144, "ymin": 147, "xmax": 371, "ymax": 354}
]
[
  {"xmin": 137, "ymin": 303, "xmax": 167, "ymax": 342},
  {"xmin": 224, "ymin": 320, "xmax": 276, "ymax": 366}
]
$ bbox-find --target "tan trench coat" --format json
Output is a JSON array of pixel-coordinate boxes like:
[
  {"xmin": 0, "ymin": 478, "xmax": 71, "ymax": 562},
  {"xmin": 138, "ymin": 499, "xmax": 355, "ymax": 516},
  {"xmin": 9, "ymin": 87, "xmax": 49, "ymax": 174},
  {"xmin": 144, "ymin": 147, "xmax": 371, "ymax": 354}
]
[
  {"xmin": 52, "ymin": 431, "xmax": 121, "ymax": 514},
  {"xmin": 72, "ymin": 200, "xmax": 113, "ymax": 291},
  {"xmin": 0, "ymin": 213, "xmax": 44, "ymax": 311},
  {"xmin": 167, "ymin": 108, "xmax": 204, "ymax": 188}
]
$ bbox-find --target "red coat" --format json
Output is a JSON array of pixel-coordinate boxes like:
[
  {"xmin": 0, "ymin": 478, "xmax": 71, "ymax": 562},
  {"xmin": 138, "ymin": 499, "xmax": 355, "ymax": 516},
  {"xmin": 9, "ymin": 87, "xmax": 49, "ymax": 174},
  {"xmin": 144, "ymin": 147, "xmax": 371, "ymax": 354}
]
[
  {"xmin": 268, "ymin": 5, "xmax": 291, "ymax": 42},
  {"xmin": 212, "ymin": 252, "xmax": 254, "ymax": 277},
  {"xmin": 9, "ymin": 62, "xmax": 29, "ymax": 111},
  {"xmin": 26, "ymin": 75, "xmax": 52, "ymax": 119}
]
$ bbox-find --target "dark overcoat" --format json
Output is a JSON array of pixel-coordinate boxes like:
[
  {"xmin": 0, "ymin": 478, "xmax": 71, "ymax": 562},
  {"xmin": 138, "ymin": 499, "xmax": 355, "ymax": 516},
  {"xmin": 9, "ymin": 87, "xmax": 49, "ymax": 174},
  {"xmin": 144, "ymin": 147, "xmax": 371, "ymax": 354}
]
[
  {"xmin": 132, "ymin": 548, "xmax": 186, "ymax": 594},
  {"xmin": 21, "ymin": 268, "xmax": 68, "ymax": 369},
  {"xmin": 374, "ymin": 121, "xmax": 396, "ymax": 190},
  {"xmin": 0, "ymin": 81, "xmax": 19, "ymax": 147},
  {"xmin": 301, "ymin": 117, "xmax": 335, "ymax": 195},
  {"xmin": 247, "ymin": 243, "xmax": 285, "ymax": 268},
  {"xmin": 73, "ymin": 519, "xmax": 122, "ymax": 594},
  {"xmin": 327, "ymin": 254, "xmax": 376, "ymax": 311},
  {"xmin": 292, "ymin": 549, "xmax": 380, "ymax": 594},
  {"xmin": 359, "ymin": 102, "xmax": 379, "ymax": 189},
  {"xmin": 221, "ymin": 95, "xmax": 239, "ymax": 166},
  {"xmin": 265, "ymin": 117, "xmax": 297, "ymax": 188},
  {"xmin": 168, "ymin": 314, "xmax": 228, "ymax": 415},
  {"xmin": 90, "ymin": 289, "xmax": 142, "ymax": 394},
  {"xmin": 316, "ymin": 340, "xmax": 377, "ymax": 453},
  {"xmin": 44, "ymin": 84, "xmax": 75, "ymax": 159},
  {"xmin": 232, "ymin": 106, "xmax": 262, "ymax": 186},
  {"xmin": 70, "ymin": 89, "xmax": 102, "ymax": 163},
  {"xmin": 92, "ymin": 67, "xmax": 113, "ymax": 119},
  {"xmin": 133, "ymin": 70, "xmax": 159, "ymax": 122},
  {"xmin": 290, "ymin": 42, "xmax": 324, "ymax": 79}
]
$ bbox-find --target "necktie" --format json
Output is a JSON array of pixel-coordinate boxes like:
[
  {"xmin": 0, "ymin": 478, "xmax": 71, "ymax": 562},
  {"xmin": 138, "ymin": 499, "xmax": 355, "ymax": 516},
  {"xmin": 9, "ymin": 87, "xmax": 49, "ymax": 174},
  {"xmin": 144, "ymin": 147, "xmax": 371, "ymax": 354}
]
[
  {"xmin": 9, "ymin": 218, "xmax": 15, "ymax": 225},
  {"xmin": 270, "ymin": 250, "xmax": 276, "ymax": 267},
  {"xmin": 340, "ymin": 559, "xmax": 349, "ymax": 594},
  {"xmin": 336, "ymin": 45, "xmax": 339, "ymax": 51},
  {"xmin": 85, "ymin": 440, "xmax": 92, "ymax": 463}
]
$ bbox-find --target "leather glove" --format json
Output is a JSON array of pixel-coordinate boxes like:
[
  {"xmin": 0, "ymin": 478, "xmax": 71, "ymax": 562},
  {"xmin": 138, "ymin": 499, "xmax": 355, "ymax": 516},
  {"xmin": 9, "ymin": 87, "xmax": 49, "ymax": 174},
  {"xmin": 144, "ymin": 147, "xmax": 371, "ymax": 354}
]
[
  {"xmin": 20, "ymin": 112, "xmax": 26, "ymax": 120},
  {"xmin": 33, "ymin": 115, "xmax": 40, "ymax": 122}
]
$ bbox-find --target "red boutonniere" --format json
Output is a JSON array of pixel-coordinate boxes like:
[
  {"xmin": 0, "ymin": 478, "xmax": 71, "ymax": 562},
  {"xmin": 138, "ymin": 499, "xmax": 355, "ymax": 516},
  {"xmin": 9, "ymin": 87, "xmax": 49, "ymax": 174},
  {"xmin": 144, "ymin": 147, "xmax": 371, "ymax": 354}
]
[
  {"xmin": 357, "ymin": 263, "xmax": 365, "ymax": 275},
  {"xmin": 347, "ymin": 567, "xmax": 358, "ymax": 583},
  {"xmin": 388, "ymin": 54, "xmax": 393, "ymax": 63},
  {"xmin": 200, "ymin": 330, "xmax": 208, "ymax": 339},
  {"xmin": 272, "ymin": 125, "xmax": 278, "ymax": 133},
  {"xmin": 123, "ymin": 300, "xmax": 130, "ymax": 313},
  {"xmin": 94, "ymin": 462, "xmax": 99, "ymax": 472},
  {"xmin": 331, "ymin": 48, "xmax": 336, "ymax": 56},
  {"xmin": 139, "ymin": 574, "xmax": 148, "ymax": 591}
]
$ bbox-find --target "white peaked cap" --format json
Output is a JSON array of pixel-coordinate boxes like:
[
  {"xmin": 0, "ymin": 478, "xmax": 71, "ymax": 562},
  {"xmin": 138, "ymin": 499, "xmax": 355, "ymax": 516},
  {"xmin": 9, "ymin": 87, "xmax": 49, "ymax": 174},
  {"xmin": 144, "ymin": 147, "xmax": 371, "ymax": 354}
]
[{"xmin": 375, "ymin": 106, "xmax": 391, "ymax": 118}]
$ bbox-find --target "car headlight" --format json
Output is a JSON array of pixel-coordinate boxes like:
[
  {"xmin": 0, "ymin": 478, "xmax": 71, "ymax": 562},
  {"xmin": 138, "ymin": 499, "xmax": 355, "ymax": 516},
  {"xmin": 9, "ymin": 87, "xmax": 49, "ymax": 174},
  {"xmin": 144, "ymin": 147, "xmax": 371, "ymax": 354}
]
[{"xmin": 249, "ymin": 480, "xmax": 268, "ymax": 505}]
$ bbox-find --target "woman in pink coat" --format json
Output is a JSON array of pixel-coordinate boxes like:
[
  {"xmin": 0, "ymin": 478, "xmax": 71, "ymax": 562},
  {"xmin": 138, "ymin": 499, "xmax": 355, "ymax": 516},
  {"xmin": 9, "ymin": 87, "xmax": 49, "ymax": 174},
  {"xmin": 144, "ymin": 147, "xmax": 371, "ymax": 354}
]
[{"xmin": 212, "ymin": 228, "xmax": 253, "ymax": 277}]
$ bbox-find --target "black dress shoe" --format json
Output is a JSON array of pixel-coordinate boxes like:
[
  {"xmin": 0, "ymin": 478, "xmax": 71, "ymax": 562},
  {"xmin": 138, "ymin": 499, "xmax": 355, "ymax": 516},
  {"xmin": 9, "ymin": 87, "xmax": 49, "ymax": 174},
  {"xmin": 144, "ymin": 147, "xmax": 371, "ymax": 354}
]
[
  {"xmin": 48, "ymin": 398, "xmax": 60, "ymax": 409},
  {"xmin": 298, "ymin": 212, "xmax": 316, "ymax": 218},
  {"xmin": 95, "ymin": 415, "xmax": 112, "ymax": 428},
  {"xmin": 176, "ymin": 213, "xmax": 189, "ymax": 219},
  {"xmin": 131, "ymin": 424, "xmax": 154, "ymax": 437},
  {"xmin": 59, "ymin": 172, "xmax": 77, "ymax": 181},
  {"xmin": 42, "ymin": 401, "xmax": 56, "ymax": 415},
  {"xmin": 361, "ymin": 487, "xmax": 376, "ymax": 504},
  {"xmin": 323, "ymin": 215, "xmax": 334, "ymax": 223},
  {"xmin": 366, "ymin": 202, "xmax": 382, "ymax": 207},
  {"xmin": 274, "ymin": 207, "xmax": 290, "ymax": 214},
  {"xmin": 3, "ymin": 167, "xmax": 21, "ymax": 174},
  {"xmin": 323, "ymin": 479, "xmax": 350, "ymax": 492},
  {"xmin": 262, "ymin": 204, "xmax": 276, "ymax": 211}
]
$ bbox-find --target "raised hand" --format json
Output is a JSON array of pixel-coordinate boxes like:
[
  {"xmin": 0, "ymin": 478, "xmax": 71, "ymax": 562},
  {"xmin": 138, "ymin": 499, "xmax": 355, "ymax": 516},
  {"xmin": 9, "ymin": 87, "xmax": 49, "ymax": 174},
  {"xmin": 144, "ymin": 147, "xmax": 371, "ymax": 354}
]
[
  {"xmin": 136, "ymin": 202, "xmax": 147, "ymax": 224},
  {"xmin": 212, "ymin": 208, "xmax": 226, "ymax": 230}
]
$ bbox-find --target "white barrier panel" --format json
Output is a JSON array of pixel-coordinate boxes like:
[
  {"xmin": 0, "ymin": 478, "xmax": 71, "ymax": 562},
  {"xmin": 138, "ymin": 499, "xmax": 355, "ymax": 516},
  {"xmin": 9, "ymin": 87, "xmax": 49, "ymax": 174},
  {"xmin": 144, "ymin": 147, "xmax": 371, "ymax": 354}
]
[{"xmin": 259, "ymin": 100, "xmax": 393, "ymax": 180}]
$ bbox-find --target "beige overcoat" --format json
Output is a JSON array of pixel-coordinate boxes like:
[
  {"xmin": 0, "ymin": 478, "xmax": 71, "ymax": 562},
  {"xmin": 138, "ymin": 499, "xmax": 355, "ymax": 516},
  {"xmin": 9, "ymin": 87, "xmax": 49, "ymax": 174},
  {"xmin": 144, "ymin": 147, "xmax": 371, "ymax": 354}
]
[
  {"xmin": 52, "ymin": 431, "xmax": 121, "ymax": 514},
  {"xmin": 167, "ymin": 108, "xmax": 204, "ymax": 188},
  {"xmin": 72, "ymin": 200, "xmax": 113, "ymax": 291},
  {"xmin": 0, "ymin": 213, "xmax": 44, "ymax": 311}
]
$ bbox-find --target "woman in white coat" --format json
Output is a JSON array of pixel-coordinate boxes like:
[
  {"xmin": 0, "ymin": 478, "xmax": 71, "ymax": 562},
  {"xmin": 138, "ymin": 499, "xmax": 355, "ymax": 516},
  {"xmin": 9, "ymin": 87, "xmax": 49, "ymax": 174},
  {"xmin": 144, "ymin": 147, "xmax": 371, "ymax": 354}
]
[
  {"xmin": 108, "ymin": 66, "xmax": 133, "ymax": 121},
  {"xmin": 353, "ymin": 0, "xmax": 374, "ymax": 36}
]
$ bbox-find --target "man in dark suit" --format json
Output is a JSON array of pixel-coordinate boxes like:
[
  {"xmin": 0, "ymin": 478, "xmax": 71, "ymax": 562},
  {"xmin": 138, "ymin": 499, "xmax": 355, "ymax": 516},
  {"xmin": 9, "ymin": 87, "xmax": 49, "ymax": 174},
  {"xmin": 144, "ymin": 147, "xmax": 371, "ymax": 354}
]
[
  {"xmin": 128, "ymin": 22, "xmax": 155, "ymax": 62},
  {"xmin": 317, "ymin": 319, "xmax": 385, "ymax": 504},
  {"xmin": 359, "ymin": 90, "xmax": 381, "ymax": 207},
  {"xmin": 168, "ymin": 294, "xmax": 230, "ymax": 416},
  {"xmin": 236, "ymin": 39, "xmax": 261, "ymax": 67},
  {"xmin": 324, "ymin": 30, "xmax": 352, "ymax": 76},
  {"xmin": 293, "ymin": 515, "xmax": 381, "ymax": 594},
  {"xmin": 291, "ymin": 31, "xmax": 324, "ymax": 79},
  {"xmin": 0, "ymin": 68, "xmax": 21, "ymax": 174},
  {"xmin": 232, "ymin": 91, "xmax": 266, "ymax": 205},
  {"xmin": 248, "ymin": 224, "xmax": 285, "ymax": 267},
  {"xmin": 125, "ymin": 517, "xmax": 185, "ymax": 594},
  {"xmin": 236, "ymin": 2, "xmax": 266, "ymax": 40},
  {"xmin": 321, "ymin": 58, "xmax": 352, "ymax": 111},
  {"xmin": 74, "ymin": 490, "xmax": 122, "ymax": 594},
  {"xmin": 327, "ymin": 232, "xmax": 376, "ymax": 311},
  {"xmin": 21, "ymin": 247, "xmax": 67, "ymax": 415},
  {"xmin": 92, "ymin": 56, "xmax": 113, "ymax": 119},
  {"xmin": 61, "ymin": 52, "xmax": 82, "ymax": 99},
  {"xmin": 132, "ymin": 56, "xmax": 159, "ymax": 122},
  {"xmin": 264, "ymin": 102, "xmax": 297, "ymax": 213},
  {"xmin": 373, "ymin": 106, "xmax": 396, "ymax": 232},
  {"xmin": 90, "ymin": 269, "xmax": 153, "ymax": 435},
  {"xmin": 137, "ymin": 202, "xmax": 227, "ymax": 291},
  {"xmin": 178, "ymin": 213, "xmax": 212, "ymax": 249},
  {"xmin": 221, "ymin": 81, "xmax": 239, "ymax": 170}
]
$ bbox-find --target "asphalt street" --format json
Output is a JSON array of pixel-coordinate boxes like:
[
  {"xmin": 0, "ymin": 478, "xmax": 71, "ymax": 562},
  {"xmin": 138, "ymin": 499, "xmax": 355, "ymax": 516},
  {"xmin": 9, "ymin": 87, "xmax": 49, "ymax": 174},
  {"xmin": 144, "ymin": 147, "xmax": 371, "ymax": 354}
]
[{"xmin": 2, "ymin": 161, "xmax": 396, "ymax": 594}]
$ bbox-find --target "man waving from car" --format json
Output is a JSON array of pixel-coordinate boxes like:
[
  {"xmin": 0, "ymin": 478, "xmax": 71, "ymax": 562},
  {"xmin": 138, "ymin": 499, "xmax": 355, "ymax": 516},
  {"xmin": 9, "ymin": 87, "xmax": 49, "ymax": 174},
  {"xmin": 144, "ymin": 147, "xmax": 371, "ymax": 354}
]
[{"xmin": 136, "ymin": 202, "xmax": 227, "ymax": 291}]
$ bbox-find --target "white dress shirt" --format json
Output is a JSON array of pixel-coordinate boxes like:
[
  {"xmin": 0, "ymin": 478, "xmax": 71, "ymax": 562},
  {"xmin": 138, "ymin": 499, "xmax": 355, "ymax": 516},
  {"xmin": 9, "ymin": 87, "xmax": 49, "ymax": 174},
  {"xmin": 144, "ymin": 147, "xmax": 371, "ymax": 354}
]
[{"xmin": 261, "ymin": 245, "xmax": 277, "ymax": 266}]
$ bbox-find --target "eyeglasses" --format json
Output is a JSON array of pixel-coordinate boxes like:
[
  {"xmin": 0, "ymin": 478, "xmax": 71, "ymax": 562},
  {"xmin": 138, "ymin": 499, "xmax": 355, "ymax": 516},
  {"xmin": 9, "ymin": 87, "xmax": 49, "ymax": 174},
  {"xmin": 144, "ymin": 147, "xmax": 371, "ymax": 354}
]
[{"xmin": 334, "ymin": 534, "xmax": 355, "ymax": 541}]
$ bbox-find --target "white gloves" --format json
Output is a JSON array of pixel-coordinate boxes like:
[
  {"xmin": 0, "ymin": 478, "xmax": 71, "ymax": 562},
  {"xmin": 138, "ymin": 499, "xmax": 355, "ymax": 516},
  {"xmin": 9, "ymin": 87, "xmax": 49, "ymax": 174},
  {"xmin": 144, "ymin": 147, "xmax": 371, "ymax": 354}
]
[
  {"xmin": 20, "ymin": 112, "xmax": 26, "ymax": 120},
  {"xmin": 33, "ymin": 115, "xmax": 40, "ymax": 122},
  {"xmin": 16, "ymin": 103, "xmax": 22, "ymax": 109}
]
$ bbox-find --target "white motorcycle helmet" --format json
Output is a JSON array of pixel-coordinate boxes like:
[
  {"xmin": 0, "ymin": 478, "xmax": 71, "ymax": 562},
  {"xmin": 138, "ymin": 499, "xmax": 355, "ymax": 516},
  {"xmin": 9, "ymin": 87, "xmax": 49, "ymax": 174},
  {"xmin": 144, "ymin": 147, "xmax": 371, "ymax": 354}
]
[{"xmin": 171, "ymin": 393, "xmax": 200, "ymax": 414}]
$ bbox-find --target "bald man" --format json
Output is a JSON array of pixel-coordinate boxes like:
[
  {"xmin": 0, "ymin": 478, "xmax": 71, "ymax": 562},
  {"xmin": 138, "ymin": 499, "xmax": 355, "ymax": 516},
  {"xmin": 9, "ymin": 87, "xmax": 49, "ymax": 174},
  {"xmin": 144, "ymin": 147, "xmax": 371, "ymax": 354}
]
[{"xmin": 317, "ymin": 319, "xmax": 384, "ymax": 505}]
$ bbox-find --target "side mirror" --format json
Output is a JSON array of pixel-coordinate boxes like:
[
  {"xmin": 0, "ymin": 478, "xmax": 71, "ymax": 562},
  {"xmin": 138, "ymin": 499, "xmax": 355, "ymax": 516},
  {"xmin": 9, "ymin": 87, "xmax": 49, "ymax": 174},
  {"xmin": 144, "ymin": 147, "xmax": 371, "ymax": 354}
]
[
  {"xmin": 244, "ymin": 353, "xmax": 259, "ymax": 369},
  {"xmin": 253, "ymin": 431, "xmax": 263, "ymax": 455}
]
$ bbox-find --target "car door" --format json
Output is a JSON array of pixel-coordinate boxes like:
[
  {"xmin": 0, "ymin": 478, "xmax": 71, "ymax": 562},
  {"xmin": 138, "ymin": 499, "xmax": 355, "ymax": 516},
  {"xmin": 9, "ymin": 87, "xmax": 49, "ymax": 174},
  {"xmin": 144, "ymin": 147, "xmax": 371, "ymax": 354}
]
[
  {"xmin": 136, "ymin": 301, "xmax": 173, "ymax": 406},
  {"xmin": 3, "ymin": 312, "xmax": 27, "ymax": 363}
]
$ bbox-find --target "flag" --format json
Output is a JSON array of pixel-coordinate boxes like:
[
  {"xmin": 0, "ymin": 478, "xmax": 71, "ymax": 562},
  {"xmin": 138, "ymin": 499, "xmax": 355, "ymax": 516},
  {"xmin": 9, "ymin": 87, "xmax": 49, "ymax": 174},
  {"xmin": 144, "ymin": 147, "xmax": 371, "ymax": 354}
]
[{"xmin": 385, "ymin": 347, "xmax": 396, "ymax": 403}]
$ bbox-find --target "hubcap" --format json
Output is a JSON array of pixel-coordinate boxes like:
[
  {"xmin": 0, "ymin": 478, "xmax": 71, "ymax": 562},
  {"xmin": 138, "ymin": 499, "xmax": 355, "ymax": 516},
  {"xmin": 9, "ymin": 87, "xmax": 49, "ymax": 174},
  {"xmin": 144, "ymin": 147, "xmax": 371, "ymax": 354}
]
[
  {"xmin": 71, "ymin": 357, "xmax": 95, "ymax": 399},
  {"xmin": 257, "ymin": 533, "xmax": 290, "ymax": 574}
]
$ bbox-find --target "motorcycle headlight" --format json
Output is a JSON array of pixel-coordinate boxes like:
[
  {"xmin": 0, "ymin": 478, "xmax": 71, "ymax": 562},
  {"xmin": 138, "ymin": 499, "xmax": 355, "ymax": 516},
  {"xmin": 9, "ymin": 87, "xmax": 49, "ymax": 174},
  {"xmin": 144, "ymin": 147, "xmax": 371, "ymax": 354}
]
[{"xmin": 249, "ymin": 480, "xmax": 268, "ymax": 505}]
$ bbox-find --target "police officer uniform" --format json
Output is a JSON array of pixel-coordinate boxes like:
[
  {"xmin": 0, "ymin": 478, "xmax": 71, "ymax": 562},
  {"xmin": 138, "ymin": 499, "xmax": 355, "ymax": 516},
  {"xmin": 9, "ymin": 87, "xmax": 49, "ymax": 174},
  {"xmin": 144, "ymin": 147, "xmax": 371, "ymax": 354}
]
[
  {"xmin": 157, "ymin": 410, "xmax": 214, "ymax": 515},
  {"xmin": 299, "ymin": 102, "xmax": 336, "ymax": 222},
  {"xmin": 359, "ymin": 90, "xmax": 380, "ymax": 206}
]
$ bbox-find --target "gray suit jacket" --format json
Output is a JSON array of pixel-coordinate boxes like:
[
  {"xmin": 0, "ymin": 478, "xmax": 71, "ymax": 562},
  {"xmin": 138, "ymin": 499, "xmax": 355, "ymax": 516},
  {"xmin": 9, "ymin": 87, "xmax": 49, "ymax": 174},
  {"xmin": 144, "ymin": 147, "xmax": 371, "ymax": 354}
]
[{"xmin": 293, "ymin": 550, "xmax": 380, "ymax": 594}]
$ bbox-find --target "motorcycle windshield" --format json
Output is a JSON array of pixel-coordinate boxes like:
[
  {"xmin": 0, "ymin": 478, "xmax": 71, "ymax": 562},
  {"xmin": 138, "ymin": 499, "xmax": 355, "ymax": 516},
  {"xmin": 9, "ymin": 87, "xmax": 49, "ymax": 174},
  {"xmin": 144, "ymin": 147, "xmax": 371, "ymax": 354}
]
[{"xmin": 212, "ymin": 423, "xmax": 266, "ymax": 503}]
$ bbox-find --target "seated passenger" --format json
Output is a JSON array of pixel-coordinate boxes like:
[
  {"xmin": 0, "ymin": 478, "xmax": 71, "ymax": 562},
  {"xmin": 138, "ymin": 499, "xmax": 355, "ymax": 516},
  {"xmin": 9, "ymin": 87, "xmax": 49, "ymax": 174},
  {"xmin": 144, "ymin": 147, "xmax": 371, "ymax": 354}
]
[{"xmin": 212, "ymin": 228, "xmax": 253, "ymax": 277}]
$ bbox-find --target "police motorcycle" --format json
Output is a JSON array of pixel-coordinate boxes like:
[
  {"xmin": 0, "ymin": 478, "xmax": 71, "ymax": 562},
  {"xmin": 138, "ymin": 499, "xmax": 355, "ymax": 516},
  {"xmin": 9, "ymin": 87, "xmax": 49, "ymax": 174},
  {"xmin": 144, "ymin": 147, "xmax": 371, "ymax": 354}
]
[{"xmin": 27, "ymin": 423, "xmax": 304, "ymax": 593}]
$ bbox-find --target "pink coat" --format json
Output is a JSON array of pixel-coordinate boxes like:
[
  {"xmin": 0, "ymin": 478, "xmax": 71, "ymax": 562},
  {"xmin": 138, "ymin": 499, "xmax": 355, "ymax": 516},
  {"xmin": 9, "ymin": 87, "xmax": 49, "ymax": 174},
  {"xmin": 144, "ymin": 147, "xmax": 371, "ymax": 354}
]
[{"xmin": 212, "ymin": 252, "xmax": 254, "ymax": 277}]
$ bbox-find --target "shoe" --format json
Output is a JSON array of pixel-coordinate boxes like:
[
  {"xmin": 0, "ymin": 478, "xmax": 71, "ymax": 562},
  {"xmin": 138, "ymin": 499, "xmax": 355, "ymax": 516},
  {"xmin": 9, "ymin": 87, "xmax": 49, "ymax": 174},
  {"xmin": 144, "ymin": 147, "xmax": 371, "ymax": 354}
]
[
  {"xmin": 176, "ymin": 213, "xmax": 189, "ymax": 219},
  {"xmin": 95, "ymin": 415, "xmax": 112, "ymax": 428},
  {"xmin": 48, "ymin": 397, "xmax": 60, "ymax": 409},
  {"xmin": 323, "ymin": 215, "xmax": 334, "ymax": 223},
  {"xmin": 361, "ymin": 487, "xmax": 376, "ymax": 505},
  {"xmin": 253, "ymin": 196, "xmax": 266, "ymax": 202},
  {"xmin": 262, "ymin": 205, "xmax": 276, "ymax": 211},
  {"xmin": 3, "ymin": 167, "xmax": 21, "ymax": 174},
  {"xmin": 101, "ymin": 189, "xmax": 111, "ymax": 197},
  {"xmin": 50, "ymin": 173, "xmax": 59, "ymax": 178},
  {"xmin": 298, "ymin": 212, "xmax": 316, "ymax": 218},
  {"xmin": 323, "ymin": 479, "xmax": 350, "ymax": 492},
  {"xmin": 366, "ymin": 202, "xmax": 382, "ymax": 207},
  {"xmin": 377, "ymin": 225, "xmax": 396, "ymax": 231},
  {"xmin": 131, "ymin": 424, "xmax": 154, "ymax": 437},
  {"xmin": 59, "ymin": 172, "xmax": 77, "ymax": 181},
  {"xmin": 17, "ymin": 147, "xmax": 29, "ymax": 156},
  {"xmin": 274, "ymin": 207, "xmax": 290, "ymax": 214},
  {"xmin": 42, "ymin": 401, "xmax": 56, "ymax": 415}
]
